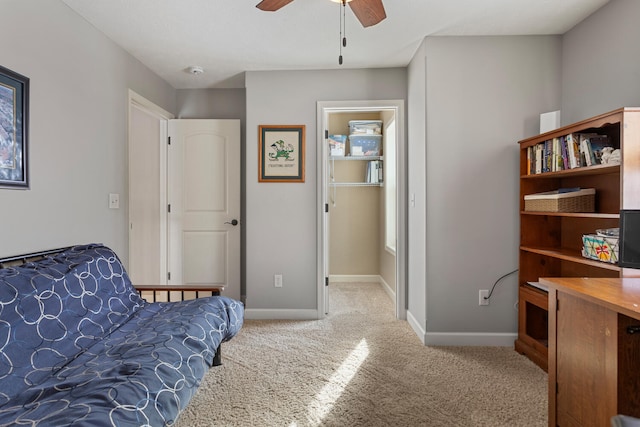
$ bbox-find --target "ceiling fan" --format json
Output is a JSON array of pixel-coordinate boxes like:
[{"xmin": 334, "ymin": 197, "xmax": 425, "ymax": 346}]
[{"xmin": 256, "ymin": 0, "xmax": 387, "ymax": 28}]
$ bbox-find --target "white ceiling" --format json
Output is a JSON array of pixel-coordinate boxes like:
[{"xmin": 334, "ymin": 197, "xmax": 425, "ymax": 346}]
[{"xmin": 60, "ymin": 0, "xmax": 609, "ymax": 89}]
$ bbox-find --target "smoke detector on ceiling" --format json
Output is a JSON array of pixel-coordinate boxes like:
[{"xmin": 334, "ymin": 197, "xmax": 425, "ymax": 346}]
[{"xmin": 187, "ymin": 66, "xmax": 204, "ymax": 75}]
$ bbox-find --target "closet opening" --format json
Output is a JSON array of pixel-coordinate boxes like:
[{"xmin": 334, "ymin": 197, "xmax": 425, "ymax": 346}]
[{"xmin": 316, "ymin": 100, "xmax": 406, "ymax": 320}]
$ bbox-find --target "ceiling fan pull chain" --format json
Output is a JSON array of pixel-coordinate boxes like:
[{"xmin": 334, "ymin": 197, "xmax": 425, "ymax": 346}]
[
  {"xmin": 342, "ymin": 0, "xmax": 347, "ymax": 48},
  {"xmin": 338, "ymin": 0, "xmax": 347, "ymax": 65},
  {"xmin": 338, "ymin": 0, "xmax": 343, "ymax": 64}
]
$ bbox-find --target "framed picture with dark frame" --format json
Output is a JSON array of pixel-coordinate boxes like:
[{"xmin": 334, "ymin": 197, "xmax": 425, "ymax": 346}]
[
  {"xmin": 0, "ymin": 65, "xmax": 29, "ymax": 189},
  {"xmin": 258, "ymin": 125, "xmax": 305, "ymax": 182}
]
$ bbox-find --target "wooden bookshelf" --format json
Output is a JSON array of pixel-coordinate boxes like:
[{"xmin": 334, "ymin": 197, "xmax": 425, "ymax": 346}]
[{"xmin": 515, "ymin": 107, "xmax": 640, "ymax": 371}]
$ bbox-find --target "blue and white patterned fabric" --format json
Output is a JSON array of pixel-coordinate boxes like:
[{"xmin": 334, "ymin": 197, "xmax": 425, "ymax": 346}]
[{"xmin": 0, "ymin": 244, "xmax": 243, "ymax": 426}]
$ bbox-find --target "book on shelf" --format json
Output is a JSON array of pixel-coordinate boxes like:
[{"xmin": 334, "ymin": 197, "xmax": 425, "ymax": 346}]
[
  {"xmin": 560, "ymin": 136, "xmax": 569, "ymax": 170},
  {"xmin": 544, "ymin": 139, "xmax": 552, "ymax": 173},
  {"xmin": 580, "ymin": 134, "xmax": 593, "ymax": 167},
  {"xmin": 578, "ymin": 133, "xmax": 611, "ymax": 166},
  {"xmin": 536, "ymin": 144, "xmax": 543, "ymax": 174},
  {"xmin": 365, "ymin": 160, "xmax": 382, "ymax": 184},
  {"xmin": 566, "ymin": 133, "xmax": 580, "ymax": 169},
  {"xmin": 554, "ymin": 137, "xmax": 564, "ymax": 172},
  {"xmin": 526, "ymin": 132, "xmax": 613, "ymax": 175},
  {"xmin": 585, "ymin": 134, "xmax": 613, "ymax": 165}
]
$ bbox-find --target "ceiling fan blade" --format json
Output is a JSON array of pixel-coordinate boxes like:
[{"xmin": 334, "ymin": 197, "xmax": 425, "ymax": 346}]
[
  {"xmin": 256, "ymin": 0, "xmax": 295, "ymax": 12},
  {"xmin": 349, "ymin": 0, "xmax": 386, "ymax": 27}
]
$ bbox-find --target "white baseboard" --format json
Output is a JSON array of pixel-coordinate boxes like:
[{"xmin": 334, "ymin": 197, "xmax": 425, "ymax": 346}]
[
  {"xmin": 424, "ymin": 332, "xmax": 517, "ymax": 347},
  {"xmin": 379, "ymin": 276, "xmax": 396, "ymax": 301},
  {"xmin": 244, "ymin": 308, "xmax": 319, "ymax": 320},
  {"xmin": 405, "ymin": 311, "xmax": 516, "ymax": 347},
  {"xmin": 406, "ymin": 309, "xmax": 426, "ymax": 345}
]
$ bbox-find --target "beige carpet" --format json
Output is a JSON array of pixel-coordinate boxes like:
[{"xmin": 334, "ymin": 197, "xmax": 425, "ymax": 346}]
[{"xmin": 176, "ymin": 282, "xmax": 547, "ymax": 427}]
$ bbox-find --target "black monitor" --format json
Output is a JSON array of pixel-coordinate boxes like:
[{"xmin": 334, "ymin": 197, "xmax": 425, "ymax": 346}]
[{"xmin": 619, "ymin": 210, "xmax": 640, "ymax": 269}]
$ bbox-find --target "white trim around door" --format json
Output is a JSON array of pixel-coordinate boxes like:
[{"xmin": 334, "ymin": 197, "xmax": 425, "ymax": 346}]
[
  {"xmin": 127, "ymin": 90, "xmax": 174, "ymax": 284},
  {"xmin": 316, "ymin": 100, "xmax": 407, "ymax": 320}
]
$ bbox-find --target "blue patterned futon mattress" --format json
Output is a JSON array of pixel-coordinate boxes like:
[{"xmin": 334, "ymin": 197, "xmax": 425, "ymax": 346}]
[{"xmin": 0, "ymin": 244, "xmax": 244, "ymax": 426}]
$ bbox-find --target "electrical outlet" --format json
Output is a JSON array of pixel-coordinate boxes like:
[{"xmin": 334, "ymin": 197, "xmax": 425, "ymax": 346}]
[
  {"xmin": 274, "ymin": 274, "xmax": 283, "ymax": 288},
  {"xmin": 479, "ymin": 290, "xmax": 489, "ymax": 306}
]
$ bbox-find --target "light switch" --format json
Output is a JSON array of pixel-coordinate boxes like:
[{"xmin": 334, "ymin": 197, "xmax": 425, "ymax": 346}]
[{"xmin": 109, "ymin": 193, "xmax": 120, "ymax": 209}]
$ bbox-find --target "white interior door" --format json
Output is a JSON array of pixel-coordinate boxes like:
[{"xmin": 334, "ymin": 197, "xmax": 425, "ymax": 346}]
[{"xmin": 168, "ymin": 119, "xmax": 241, "ymax": 301}]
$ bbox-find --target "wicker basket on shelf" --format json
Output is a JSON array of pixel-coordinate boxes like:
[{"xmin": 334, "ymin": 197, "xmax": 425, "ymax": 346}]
[{"xmin": 524, "ymin": 188, "xmax": 595, "ymax": 213}]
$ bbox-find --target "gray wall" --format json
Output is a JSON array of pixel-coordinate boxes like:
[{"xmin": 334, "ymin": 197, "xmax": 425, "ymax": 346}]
[
  {"xmin": 245, "ymin": 69, "xmax": 406, "ymax": 315},
  {"xmin": 0, "ymin": 0, "xmax": 175, "ymax": 261},
  {"xmin": 561, "ymin": 0, "xmax": 640, "ymax": 124},
  {"xmin": 407, "ymin": 36, "xmax": 562, "ymax": 343},
  {"xmin": 176, "ymin": 89, "xmax": 246, "ymax": 121}
]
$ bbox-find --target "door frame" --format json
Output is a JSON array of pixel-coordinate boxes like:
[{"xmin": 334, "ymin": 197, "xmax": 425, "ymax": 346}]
[
  {"xmin": 316, "ymin": 100, "xmax": 407, "ymax": 320},
  {"xmin": 127, "ymin": 90, "xmax": 174, "ymax": 282}
]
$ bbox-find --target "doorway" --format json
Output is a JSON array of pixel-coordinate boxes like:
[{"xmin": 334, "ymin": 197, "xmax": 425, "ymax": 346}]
[
  {"xmin": 128, "ymin": 91, "xmax": 242, "ymax": 301},
  {"xmin": 316, "ymin": 100, "xmax": 406, "ymax": 320}
]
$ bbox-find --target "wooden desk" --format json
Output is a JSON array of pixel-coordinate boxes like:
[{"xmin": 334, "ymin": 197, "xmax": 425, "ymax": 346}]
[{"xmin": 541, "ymin": 277, "xmax": 640, "ymax": 427}]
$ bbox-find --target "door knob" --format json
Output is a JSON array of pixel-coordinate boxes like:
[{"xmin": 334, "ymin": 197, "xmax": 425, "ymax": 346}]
[{"xmin": 225, "ymin": 219, "xmax": 239, "ymax": 226}]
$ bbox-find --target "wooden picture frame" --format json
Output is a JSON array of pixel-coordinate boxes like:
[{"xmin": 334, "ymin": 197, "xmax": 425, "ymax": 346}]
[
  {"xmin": 258, "ymin": 125, "xmax": 305, "ymax": 182},
  {"xmin": 0, "ymin": 65, "xmax": 29, "ymax": 189}
]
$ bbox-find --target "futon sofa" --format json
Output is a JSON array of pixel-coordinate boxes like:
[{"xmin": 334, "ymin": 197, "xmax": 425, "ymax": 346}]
[{"xmin": 0, "ymin": 244, "xmax": 243, "ymax": 426}]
